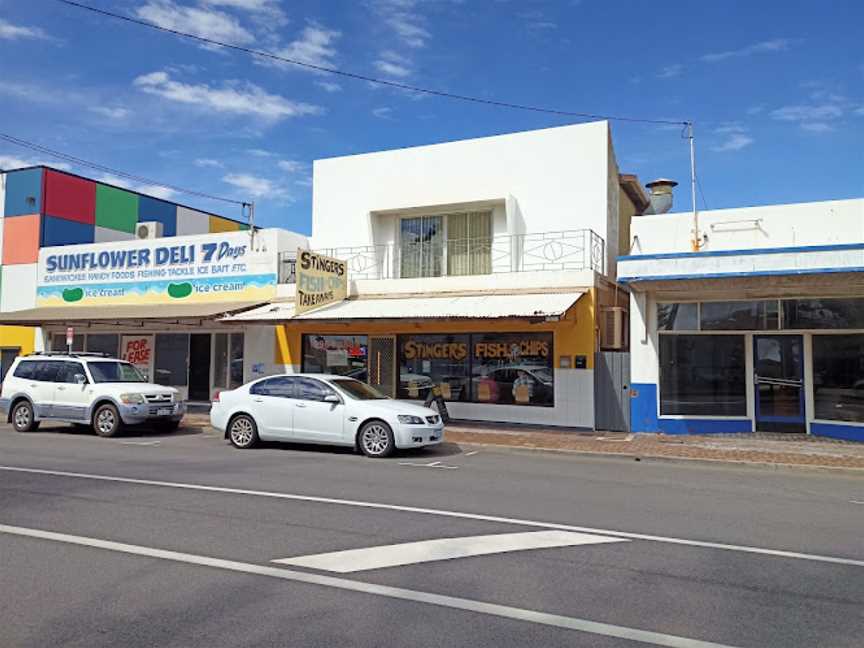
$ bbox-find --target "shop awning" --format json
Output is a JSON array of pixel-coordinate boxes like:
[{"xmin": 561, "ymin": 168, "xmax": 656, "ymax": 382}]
[
  {"xmin": 223, "ymin": 292, "xmax": 585, "ymax": 322},
  {"xmin": 0, "ymin": 301, "xmax": 264, "ymax": 326}
]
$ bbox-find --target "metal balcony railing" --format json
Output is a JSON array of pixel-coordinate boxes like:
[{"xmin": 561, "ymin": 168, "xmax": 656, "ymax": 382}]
[{"xmin": 279, "ymin": 229, "xmax": 605, "ymax": 283}]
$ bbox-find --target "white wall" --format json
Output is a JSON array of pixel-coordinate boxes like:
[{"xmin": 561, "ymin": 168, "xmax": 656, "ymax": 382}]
[
  {"xmin": 176, "ymin": 206, "xmax": 211, "ymax": 236},
  {"xmin": 629, "ymin": 291, "xmax": 658, "ymax": 384},
  {"xmin": 312, "ymin": 122, "xmax": 613, "ymax": 255},
  {"xmin": 629, "ymin": 199, "xmax": 864, "ymax": 256},
  {"xmin": 1, "ymin": 264, "xmax": 37, "ymax": 311},
  {"xmin": 94, "ymin": 226, "xmax": 134, "ymax": 243}
]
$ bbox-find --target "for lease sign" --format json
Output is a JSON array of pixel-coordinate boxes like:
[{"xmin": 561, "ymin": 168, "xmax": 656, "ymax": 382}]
[
  {"xmin": 120, "ymin": 335, "xmax": 153, "ymax": 380},
  {"xmin": 295, "ymin": 249, "xmax": 347, "ymax": 315}
]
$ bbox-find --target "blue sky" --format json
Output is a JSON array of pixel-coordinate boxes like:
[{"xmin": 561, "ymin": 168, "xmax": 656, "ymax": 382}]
[{"xmin": 1, "ymin": 0, "xmax": 862, "ymax": 233}]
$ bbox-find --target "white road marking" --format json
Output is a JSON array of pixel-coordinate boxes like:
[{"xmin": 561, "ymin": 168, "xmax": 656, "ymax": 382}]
[
  {"xmin": 0, "ymin": 524, "xmax": 741, "ymax": 648},
  {"xmin": 274, "ymin": 530, "xmax": 628, "ymax": 572},
  {"xmin": 398, "ymin": 461, "xmax": 459, "ymax": 470},
  {"xmin": 464, "ymin": 451, "xmax": 479, "ymax": 457},
  {"xmin": 850, "ymin": 500, "xmax": 864, "ymax": 505},
  {"xmin": 118, "ymin": 441, "xmax": 161, "ymax": 446},
  {"xmin": 2, "ymin": 465, "xmax": 863, "ymax": 568}
]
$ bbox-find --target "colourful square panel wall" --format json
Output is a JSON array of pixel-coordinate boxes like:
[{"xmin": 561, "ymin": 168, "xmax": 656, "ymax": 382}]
[
  {"xmin": 2, "ymin": 214, "xmax": 41, "ymax": 264},
  {"xmin": 175, "ymin": 206, "xmax": 211, "ymax": 236},
  {"xmin": 3, "ymin": 168, "xmax": 43, "ymax": 217},
  {"xmin": 209, "ymin": 216, "xmax": 241, "ymax": 233},
  {"xmin": 44, "ymin": 170, "xmax": 96, "ymax": 224},
  {"xmin": 41, "ymin": 215, "xmax": 94, "ymax": 247},
  {"xmin": 138, "ymin": 196, "xmax": 177, "ymax": 236},
  {"xmin": 95, "ymin": 184, "xmax": 139, "ymax": 233}
]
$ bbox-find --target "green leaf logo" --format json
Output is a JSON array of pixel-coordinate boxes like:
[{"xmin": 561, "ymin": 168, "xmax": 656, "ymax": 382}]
[
  {"xmin": 62, "ymin": 287, "xmax": 84, "ymax": 302},
  {"xmin": 167, "ymin": 282, "xmax": 193, "ymax": 299}
]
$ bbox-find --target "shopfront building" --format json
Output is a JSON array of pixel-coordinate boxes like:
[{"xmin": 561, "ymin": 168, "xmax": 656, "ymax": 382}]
[{"xmin": 620, "ymin": 197, "xmax": 864, "ymax": 441}]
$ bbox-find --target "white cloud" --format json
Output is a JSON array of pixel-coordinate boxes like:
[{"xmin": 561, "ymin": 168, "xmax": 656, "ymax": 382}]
[
  {"xmin": 657, "ymin": 64, "xmax": 683, "ymax": 79},
  {"xmin": 770, "ymin": 104, "xmax": 844, "ymax": 122},
  {"xmin": 746, "ymin": 104, "xmax": 765, "ymax": 115},
  {"xmin": 96, "ymin": 173, "xmax": 176, "ymax": 200},
  {"xmin": 277, "ymin": 159, "xmax": 304, "ymax": 173},
  {"xmin": 701, "ymin": 38, "xmax": 794, "ymax": 63},
  {"xmin": 0, "ymin": 155, "xmax": 70, "ymax": 171},
  {"xmin": 89, "ymin": 106, "xmax": 131, "ymax": 120},
  {"xmin": 374, "ymin": 50, "xmax": 412, "ymax": 78},
  {"xmin": 800, "ymin": 122, "xmax": 834, "ymax": 133},
  {"xmin": 315, "ymin": 80, "xmax": 342, "ymax": 92},
  {"xmin": 133, "ymin": 70, "xmax": 322, "ymax": 121},
  {"xmin": 135, "ymin": 1, "xmax": 255, "ymax": 45},
  {"xmin": 713, "ymin": 133, "xmax": 754, "ymax": 152},
  {"xmin": 195, "ymin": 158, "xmax": 224, "ymax": 168},
  {"xmin": 372, "ymin": 106, "xmax": 393, "ymax": 118},
  {"xmin": 223, "ymin": 172, "xmax": 292, "ymax": 201},
  {"xmin": 373, "ymin": 0, "xmax": 430, "ymax": 48},
  {"xmin": 246, "ymin": 148, "xmax": 275, "ymax": 157},
  {"xmin": 0, "ymin": 18, "xmax": 50, "ymax": 41},
  {"xmin": 268, "ymin": 25, "xmax": 340, "ymax": 70}
]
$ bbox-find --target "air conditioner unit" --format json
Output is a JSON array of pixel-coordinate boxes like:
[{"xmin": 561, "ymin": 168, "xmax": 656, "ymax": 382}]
[
  {"xmin": 136, "ymin": 221, "xmax": 163, "ymax": 240},
  {"xmin": 601, "ymin": 307, "xmax": 627, "ymax": 350}
]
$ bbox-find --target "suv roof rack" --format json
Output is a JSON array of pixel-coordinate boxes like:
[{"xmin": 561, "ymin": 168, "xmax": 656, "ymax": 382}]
[{"xmin": 26, "ymin": 351, "xmax": 114, "ymax": 358}]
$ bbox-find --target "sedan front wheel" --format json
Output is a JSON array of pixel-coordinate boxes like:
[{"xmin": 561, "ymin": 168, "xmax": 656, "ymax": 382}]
[
  {"xmin": 359, "ymin": 420, "xmax": 395, "ymax": 458},
  {"xmin": 228, "ymin": 414, "xmax": 259, "ymax": 449}
]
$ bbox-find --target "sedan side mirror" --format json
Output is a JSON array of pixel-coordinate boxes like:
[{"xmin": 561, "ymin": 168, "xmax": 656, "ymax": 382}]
[{"xmin": 322, "ymin": 393, "xmax": 341, "ymax": 404}]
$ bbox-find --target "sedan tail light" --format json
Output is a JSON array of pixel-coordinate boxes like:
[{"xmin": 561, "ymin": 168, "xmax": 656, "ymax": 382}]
[{"xmin": 212, "ymin": 390, "xmax": 221, "ymax": 403}]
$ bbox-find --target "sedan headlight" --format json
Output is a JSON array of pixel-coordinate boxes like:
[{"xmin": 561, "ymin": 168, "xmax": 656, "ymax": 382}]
[
  {"xmin": 119, "ymin": 393, "xmax": 146, "ymax": 405},
  {"xmin": 398, "ymin": 415, "xmax": 424, "ymax": 425}
]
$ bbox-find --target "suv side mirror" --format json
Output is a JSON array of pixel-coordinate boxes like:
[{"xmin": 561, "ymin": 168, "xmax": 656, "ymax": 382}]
[
  {"xmin": 322, "ymin": 393, "xmax": 341, "ymax": 404},
  {"xmin": 74, "ymin": 374, "xmax": 87, "ymax": 385}
]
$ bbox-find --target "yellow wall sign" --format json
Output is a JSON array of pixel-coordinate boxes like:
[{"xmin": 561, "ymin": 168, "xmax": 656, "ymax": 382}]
[{"xmin": 295, "ymin": 249, "xmax": 348, "ymax": 314}]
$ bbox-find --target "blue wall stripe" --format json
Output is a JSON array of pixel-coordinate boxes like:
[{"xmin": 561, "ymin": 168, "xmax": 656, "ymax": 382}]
[
  {"xmin": 811, "ymin": 422, "xmax": 864, "ymax": 442},
  {"xmin": 619, "ymin": 241, "xmax": 864, "ymax": 262}
]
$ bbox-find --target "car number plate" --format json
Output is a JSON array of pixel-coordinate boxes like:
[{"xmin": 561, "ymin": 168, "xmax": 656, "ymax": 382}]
[{"xmin": 157, "ymin": 408, "xmax": 173, "ymax": 416}]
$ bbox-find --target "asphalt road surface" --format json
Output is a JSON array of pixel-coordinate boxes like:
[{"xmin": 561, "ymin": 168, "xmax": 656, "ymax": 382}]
[{"xmin": 1, "ymin": 422, "xmax": 863, "ymax": 647}]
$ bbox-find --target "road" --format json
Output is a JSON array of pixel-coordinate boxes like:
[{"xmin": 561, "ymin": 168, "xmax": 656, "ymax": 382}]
[{"xmin": 1, "ymin": 423, "xmax": 863, "ymax": 647}]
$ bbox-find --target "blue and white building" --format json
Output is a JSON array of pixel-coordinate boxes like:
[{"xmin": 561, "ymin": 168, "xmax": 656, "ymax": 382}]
[{"xmin": 619, "ymin": 195, "xmax": 864, "ymax": 441}]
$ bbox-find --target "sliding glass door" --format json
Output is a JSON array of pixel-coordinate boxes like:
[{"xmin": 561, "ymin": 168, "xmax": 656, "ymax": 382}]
[{"xmin": 399, "ymin": 215, "xmax": 443, "ymax": 279}]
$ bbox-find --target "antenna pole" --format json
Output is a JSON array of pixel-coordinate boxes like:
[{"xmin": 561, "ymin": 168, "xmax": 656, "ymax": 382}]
[{"xmin": 687, "ymin": 122, "xmax": 701, "ymax": 251}]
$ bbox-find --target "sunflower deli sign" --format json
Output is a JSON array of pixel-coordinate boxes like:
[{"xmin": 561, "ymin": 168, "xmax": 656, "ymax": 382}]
[
  {"xmin": 295, "ymin": 249, "xmax": 347, "ymax": 314},
  {"xmin": 36, "ymin": 230, "xmax": 277, "ymax": 307}
]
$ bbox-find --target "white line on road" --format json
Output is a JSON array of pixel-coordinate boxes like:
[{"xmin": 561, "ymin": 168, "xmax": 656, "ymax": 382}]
[
  {"xmin": 2, "ymin": 465, "xmax": 863, "ymax": 568},
  {"xmin": 0, "ymin": 523, "xmax": 741, "ymax": 648},
  {"xmin": 275, "ymin": 530, "xmax": 628, "ymax": 572},
  {"xmin": 464, "ymin": 451, "xmax": 479, "ymax": 457},
  {"xmin": 398, "ymin": 460, "xmax": 459, "ymax": 469},
  {"xmin": 850, "ymin": 500, "xmax": 864, "ymax": 505}
]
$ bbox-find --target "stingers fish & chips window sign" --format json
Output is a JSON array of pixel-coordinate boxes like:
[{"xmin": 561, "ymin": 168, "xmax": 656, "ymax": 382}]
[
  {"xmin": 35, "ymin": 231, "xmax": 278, "ymax": 307},
  {"xmin": 295, "ymin": 249, "xmax": 348, "ymax": 314}
]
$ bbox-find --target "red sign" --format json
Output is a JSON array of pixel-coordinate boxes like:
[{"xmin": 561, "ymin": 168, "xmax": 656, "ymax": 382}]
[
  {"xmin": 66, "ymin": 327, "xmax": 74, "ymax": 347},
  {"xmin": 120, "ymin": 335, "xmax": 153, "ymax": 379}
]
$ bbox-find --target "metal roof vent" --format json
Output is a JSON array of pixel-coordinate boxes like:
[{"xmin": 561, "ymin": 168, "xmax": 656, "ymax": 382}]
[{"xmin": 643, "ymin": 178, "xmax": 678, "ymax": 215}]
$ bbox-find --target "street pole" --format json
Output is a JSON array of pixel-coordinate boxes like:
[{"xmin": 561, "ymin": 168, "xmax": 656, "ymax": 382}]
[{"xmin": 687, "ymin": 121, "xmax": 701, "ymax": 252}]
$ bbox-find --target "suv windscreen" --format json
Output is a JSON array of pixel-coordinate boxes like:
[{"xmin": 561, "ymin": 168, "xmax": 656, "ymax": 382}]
[
  {"xmin": 331, "ymin": 378, "xmax": 388, "ymax": 400},
  {"xmin": 88, "ymin": 361, "xmax": 147, "ymax": 383}
]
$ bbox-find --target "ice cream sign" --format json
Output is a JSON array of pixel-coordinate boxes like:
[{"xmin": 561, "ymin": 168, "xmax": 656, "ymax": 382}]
[{"xmin": 36, "ymin": 230, "xmax": 278, "ymax": 307}]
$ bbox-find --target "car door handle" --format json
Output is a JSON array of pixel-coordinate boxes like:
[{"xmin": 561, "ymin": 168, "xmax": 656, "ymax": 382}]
[
  {"xmin": 295, "ymin": 403, "xmax": 307, "ymax": 408},
  {"xmin": 57, "ymin": 386, "xmax": 66, "ymax": 391},
  {"xmin": 252, "ymin": 398, "xmax": 264, "ymax": 403}
]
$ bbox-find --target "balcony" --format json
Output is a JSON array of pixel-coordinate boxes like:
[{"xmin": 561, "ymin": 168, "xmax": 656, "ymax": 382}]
[{"xmin": 278, "ymin": 229, "xmax": 605, "ymax": 283}]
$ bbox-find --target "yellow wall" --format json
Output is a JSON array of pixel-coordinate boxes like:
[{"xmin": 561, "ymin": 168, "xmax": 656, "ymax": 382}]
[
  {"xmin": 618, "ymin": 186, "xmax": 638, "ymax": 257},
  {"xmin": 209, "ymin": 216, "xmax": 241, "ymax": 233},
  {"xmin": 275, "ymin": 291, "xmax": 597, "ymax": 369},
  {"xmin": 0, "ymin": 326, "xmax": 36, "ymax": 355}
]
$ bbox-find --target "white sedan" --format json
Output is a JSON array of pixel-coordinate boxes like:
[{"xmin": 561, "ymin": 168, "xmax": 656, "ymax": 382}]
[{"xmin": 210, "ymin": 374, "xmax": 444, "ymax": 457}]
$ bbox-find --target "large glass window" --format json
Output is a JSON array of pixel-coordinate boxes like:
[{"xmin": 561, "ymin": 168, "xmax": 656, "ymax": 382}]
[
  {"xmin": 154, "ymin": 334, "xmax": 189, "ymax": 387},
  {"xmin": 213, "ymin": 333, "xmax": 228, "ymax": 388},
  {"xmin": 447, "ymin": 211, "xmax": 492, "ymax": 276},
  {"xmin": 398, "ymin": 334, "xmax": 470, "ymax": 401},
  {"xmin": 51, "ymin": 333, "xmax": 84, "ymax": 352},
  {"xmin": 471, "ymin": 332, "xmax": 554, "ymax": 406},
  {"xmin": 400, "ymin": 212, "xmax": 493, "ymax": 279},
  {"xmin": 813, "ymin": 335, "xmax": 864, "ymax": 422},
  {"xmin": 302, "ymin": 335, "xmax": 368, "ymax": 380},
  {"xmin": 400, "ymin": 215, "xmax": 443, "ymax": 279},
  {"xmin": 657, "ymin": 303, "xmax": 698, "ymax": 331},
  {"xmin": 659, "ymin": 335, "xmax": 746, "ymax": 416},
  {"xmin": 783, "ymin": 298, "xmax": 864, "ymax": 329},
  {"xmin": 229, "ymin": 333, "xmax": 244, "ymax": 389},
  {"xmin": 85, "ymin": 334, "xmax": 119, "ymax": 357},
  {"xmin": 701, "ymin": 301, "xmax": 778, "ymax": 330}
]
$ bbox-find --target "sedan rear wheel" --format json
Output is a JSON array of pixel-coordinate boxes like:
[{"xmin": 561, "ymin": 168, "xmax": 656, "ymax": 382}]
[
  {"xmin": 359, "ymin": 420, "xmax": 395, "ymax": 458},
  {"xmin": 229, "ymin": 414, "xmax": 258, "ymax": 449}
]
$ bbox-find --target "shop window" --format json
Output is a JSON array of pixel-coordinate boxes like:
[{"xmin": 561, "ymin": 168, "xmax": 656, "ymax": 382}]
[
  {"xmin": 701, "ymin": 300, "xmax": 779, "ymax": 331},
  {"xmin": 213, "ymin": 333, "xmax": 229, "ymax": 389},
  {"xmin": 813, "ymin": 335, "xmax": 864, "ymax": 423},
  {"xmin": 471, "ymin": 332, "xmax": 554, "ymax": 407},
  {"xmin": 51, "ymin": 333, "xmax": 84, "ymax": 352},
  {"xmin": 657, "ymin": 303, "xmax": 698, "ymax": 331},
  {"xmin": 659, "ymin": 335, "xmax": 746, "ymax": 416},
  {"xmin": 154, "ymin": 334, "xmax": 189, "ymax": 387},
  {"xmin": 85, "ymin": 334, "xmax": 119, "ymax": 357},
  {"xmin": 229, "ymin": 333, "xmax": 244, "ymax": 389},
  {"xmin": 302, "ymin": 335, "xmax": 369, "ymax": 380},
  {"xmin": 397, "ymin": 334, "xmax": 470, "ymax": 401},
  {"xmin": 783, "ymin": 298, "xmax": 864, "ymax": 329}
]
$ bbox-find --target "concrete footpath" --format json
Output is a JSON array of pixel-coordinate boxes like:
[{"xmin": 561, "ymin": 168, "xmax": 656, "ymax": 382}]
[{"xmin": 183, "ymin": 413, "xmax": 864, "ymax": 472}]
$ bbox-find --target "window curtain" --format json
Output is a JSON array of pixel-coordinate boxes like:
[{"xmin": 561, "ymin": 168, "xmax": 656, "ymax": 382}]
[
  {"xmin": 400, "ymin": 216, "xmax": 442, "ymax": 278},
  {"xmin": 447, "ymin": 211, "xmax": 491, "ymax": 276}
]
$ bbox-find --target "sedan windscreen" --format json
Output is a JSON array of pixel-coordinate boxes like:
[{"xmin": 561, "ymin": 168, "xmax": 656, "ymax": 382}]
[{"xmin": 331, "ymin": 379, "xmax": 389, "ymax": 400}]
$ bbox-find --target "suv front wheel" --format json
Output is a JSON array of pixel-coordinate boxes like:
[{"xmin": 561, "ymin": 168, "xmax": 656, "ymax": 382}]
[
  {"xmin": 11, "ymin": 401, "xmax": 39, "ymax": 433},
  {"xmin": 93, "ymin": 403, "xmax": 123, "ymax": 438}
]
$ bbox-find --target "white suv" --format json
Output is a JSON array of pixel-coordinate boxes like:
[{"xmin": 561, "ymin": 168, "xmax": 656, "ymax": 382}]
[{"xmin": 0, "ymin": 353, "xmax": 186, "ymax": 437}]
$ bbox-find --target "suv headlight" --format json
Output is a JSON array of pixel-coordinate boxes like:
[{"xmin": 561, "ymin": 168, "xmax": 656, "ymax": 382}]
[
  {"xmin": 398, "ymin": 415, "xmax": 424, "ymax": 425},
  {"xmin": 119, "ymin": 393, "xmax": 146, "ymax": 405}
]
